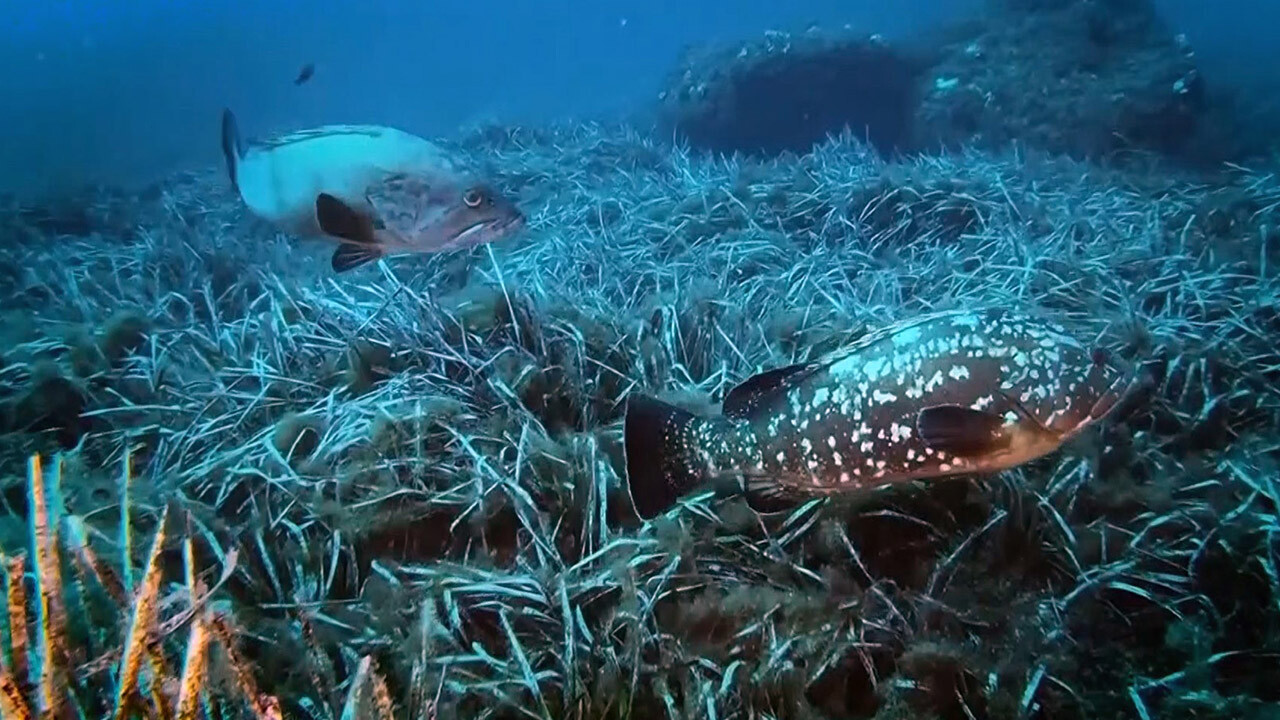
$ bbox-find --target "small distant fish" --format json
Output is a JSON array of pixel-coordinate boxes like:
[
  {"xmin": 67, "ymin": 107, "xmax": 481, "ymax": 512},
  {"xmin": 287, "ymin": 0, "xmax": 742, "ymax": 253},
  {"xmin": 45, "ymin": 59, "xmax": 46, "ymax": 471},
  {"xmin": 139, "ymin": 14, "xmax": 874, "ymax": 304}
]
[
  {"xmin": 221, "ymin": 107, "xmax": 524, "ymax": 272},
  {"xmin": 315, "ymin": 172, "xmax": 524, "ymax": 272},
  {"xmin": 624, "ymin": 308, "xmax": 1141, "ymax": 519},
  {"xmin": 294, "ymin": 62, "xmax": 315, "ymax": 85}
]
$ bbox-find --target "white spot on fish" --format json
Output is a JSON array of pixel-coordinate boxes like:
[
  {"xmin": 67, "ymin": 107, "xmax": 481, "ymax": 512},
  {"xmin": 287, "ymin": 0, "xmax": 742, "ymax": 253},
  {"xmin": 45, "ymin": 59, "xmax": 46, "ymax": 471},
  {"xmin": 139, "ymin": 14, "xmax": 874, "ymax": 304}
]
[
  {"xmin": 893, "ymin": 325, "xmax": 922, "ymax": 346},
  {"xmin": 865, "ymin": 357, "xmax": 890, "ymax": 379},
  {"xmin": 828, "ymin": 354, "xmax": 861, "ymax": 379},
  {"xmin": 925, "ymin": 370, "xmax": 946, "ymax": 392},
  {"xmin": 872, "ymin": 389, "xmax": 898, "ymax": 404}
]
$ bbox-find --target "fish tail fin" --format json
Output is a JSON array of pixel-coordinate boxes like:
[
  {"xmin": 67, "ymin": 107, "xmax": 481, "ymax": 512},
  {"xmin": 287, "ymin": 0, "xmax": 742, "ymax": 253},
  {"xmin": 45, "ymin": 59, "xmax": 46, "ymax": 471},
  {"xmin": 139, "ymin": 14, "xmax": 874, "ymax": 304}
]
[
  {"xmin": 624, "ymin": 394, "xmax": 717, "ymax": 520},
  {"xmin": 220, "ymin": 108, "xmax": 245, "ymax": 190},
  {"xmin": 315, "ymin": 193, "xmax": 384, "ymax": 272}
]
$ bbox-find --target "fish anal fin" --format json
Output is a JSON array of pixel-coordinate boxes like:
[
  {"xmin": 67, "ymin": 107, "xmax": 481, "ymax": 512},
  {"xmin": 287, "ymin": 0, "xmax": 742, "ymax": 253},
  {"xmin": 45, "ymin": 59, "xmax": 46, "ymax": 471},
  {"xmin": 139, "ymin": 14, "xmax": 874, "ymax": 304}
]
[
  {"xmin": 916, "ymin": 404, "xmax": 1009, "ymax": 457},
  {"xmin": 723, "ymin": 363, "xmax": 816, "ymax": 419}
]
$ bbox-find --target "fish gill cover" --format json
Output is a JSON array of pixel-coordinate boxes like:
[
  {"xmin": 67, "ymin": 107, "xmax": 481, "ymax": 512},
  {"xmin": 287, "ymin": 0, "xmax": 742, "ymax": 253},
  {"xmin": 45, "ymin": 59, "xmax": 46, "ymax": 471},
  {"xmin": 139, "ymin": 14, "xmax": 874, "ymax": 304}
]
[{"xmin": 0, "ymin": 0, "xmax": 1278, "ymax": 719}]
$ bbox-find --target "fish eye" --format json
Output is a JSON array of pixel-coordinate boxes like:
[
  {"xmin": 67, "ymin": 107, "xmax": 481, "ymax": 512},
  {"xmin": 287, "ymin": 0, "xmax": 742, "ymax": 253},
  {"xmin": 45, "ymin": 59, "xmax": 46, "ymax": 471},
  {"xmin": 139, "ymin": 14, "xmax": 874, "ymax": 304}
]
[{"xmin": 463, "ymin": 188, "xmax": 485, "ymax": 208}]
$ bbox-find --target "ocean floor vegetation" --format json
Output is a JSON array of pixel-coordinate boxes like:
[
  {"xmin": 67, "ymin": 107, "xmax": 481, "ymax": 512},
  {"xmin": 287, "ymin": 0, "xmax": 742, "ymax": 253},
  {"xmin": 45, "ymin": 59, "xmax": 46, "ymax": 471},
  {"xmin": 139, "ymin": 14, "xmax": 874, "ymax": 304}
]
[{"xmin": 2, "ymin": 1, "xmax": 1280, "ymax": 718}]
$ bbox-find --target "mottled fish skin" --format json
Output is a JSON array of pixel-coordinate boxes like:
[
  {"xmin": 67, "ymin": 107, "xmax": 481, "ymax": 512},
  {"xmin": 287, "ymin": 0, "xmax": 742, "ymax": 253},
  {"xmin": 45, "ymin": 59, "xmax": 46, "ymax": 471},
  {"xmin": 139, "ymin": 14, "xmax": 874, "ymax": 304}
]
[
  {"xmin": 624, "ymin": 307, "xmax": 1135, "ymax": 519},
  {"xmin": 315, "ymin": 173, "xmax": 526, "ymax": 272}
]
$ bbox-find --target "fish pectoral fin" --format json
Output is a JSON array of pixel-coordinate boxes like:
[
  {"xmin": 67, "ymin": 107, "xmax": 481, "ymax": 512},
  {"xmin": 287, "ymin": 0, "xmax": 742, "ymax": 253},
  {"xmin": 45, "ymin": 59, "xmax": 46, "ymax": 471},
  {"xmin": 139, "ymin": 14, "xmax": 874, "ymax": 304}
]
[
  {"xmin": 723, "ymin": 363, "xmax": 818, "ymax": 419},
  {"xmin": 331, "ymin": 243, "xmax": 383, "ymax": 273},
  {"xmin": 916, "ymin": 404, "xmax": 1010, "ymax": 458},
  {"xmin": 741, "ymin": 475, "xmax": 802, "ymax": 515},
  {"xmin": 316, "ymin": 193, "xmax": 379, "ymax": 245}
]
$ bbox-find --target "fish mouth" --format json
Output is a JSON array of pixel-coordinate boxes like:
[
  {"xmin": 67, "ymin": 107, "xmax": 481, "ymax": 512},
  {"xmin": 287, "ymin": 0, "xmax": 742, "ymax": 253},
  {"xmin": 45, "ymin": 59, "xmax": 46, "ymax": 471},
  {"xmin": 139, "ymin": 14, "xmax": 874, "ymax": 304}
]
[{"xmin": 454, "ymin": 213, "xmax": 525, "ymax": 245}]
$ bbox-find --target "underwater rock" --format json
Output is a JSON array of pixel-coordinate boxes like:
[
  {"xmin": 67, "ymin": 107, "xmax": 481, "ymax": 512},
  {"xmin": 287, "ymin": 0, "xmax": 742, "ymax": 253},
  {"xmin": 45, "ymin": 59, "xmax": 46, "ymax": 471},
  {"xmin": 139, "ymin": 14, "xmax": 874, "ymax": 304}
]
[
  {"xmin": 0, "ymin": 182, "xmax": 143, "ymax": 242},
  {"xmin": 3, "ymin": 362, "xmax": 89, "ymax": 448},
  {"xmin": 99, "ymin": 310, "xmax": 150, "ymax": 364},
  {"xmin": 917, "ymin": 0, "xmax": 1214, "ymax": 162},
  {"xmin": 271, "ymin": 411, "xmax": 325, "ymax": 464},
  {"xmin": 5, "ymin": 201, "xmax": 95, "ymax": 237},
  {"xmin": 657, "ymin": 0, "xmax": 1253, "ymax": 166},
  {"xmin": 344, "ymin": 338, "xmax": 394, "ymax": 395},
  {"xmin": 656, "ymin": 27, "xmax": 930, "ymax": 158}
]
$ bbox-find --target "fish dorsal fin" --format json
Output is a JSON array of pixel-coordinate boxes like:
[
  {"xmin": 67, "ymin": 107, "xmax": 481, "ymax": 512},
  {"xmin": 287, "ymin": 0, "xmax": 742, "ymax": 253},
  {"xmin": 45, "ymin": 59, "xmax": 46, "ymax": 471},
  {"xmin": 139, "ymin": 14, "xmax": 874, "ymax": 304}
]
[
  {"xmin": 815, "ymin": 309, "xmax": 981, "ymax": 366},
  {"xmin": 811, "ymin": 320, "xmax": 900, "ymax": 367},
  {"xmin": 258, "ymin": 125, "xmax": 387, "ymax": 150},
  {"xmin": 915, "ymin": 405, "xmax": 1010, "ymax": 458},
  {"xmin": 723, "ymin": 363, "xmax": 817, "ymax": 419}
]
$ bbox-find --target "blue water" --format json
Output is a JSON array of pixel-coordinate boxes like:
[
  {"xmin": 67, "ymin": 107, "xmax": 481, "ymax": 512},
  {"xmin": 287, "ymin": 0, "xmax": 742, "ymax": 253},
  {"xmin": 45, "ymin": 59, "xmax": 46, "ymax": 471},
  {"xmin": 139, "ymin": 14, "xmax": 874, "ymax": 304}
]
[{"xmin": 5, "ymin": 0, "xmax": 1273, "ymax": 198}]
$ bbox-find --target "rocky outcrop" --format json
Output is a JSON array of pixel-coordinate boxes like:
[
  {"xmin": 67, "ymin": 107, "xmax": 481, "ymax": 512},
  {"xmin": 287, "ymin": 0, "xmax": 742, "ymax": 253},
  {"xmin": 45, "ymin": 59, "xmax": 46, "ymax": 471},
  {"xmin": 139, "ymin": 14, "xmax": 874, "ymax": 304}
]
[
  {"xmin": 656, "ymin": 0, "xmax": 1249, "ymax": 166},
  {"xmin": 655, "ymin": 27, "xmax": 930, "ymax": 158},
  {"xmin": 917, "ymin": 0, "xmax": 1208, "ymax": 161}
]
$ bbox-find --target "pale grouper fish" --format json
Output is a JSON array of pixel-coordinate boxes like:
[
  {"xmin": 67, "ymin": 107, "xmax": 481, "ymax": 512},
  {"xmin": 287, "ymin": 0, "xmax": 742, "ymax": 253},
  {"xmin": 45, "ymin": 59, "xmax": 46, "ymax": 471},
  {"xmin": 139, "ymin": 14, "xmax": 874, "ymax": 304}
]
[
  {"xmin": 221, "ymin": 108, "xmax": 524, "ymax": 272},
  {"xmin": 624, "ymin": 308, "xmax": 1140, "ymax": 519},
  {"xmin": 220, "ymin": 108, "xmax": 462, "ymax": 238},
  {"xmin": 314, "ymin": 172, "xmax": 525, "ymax": 272}
]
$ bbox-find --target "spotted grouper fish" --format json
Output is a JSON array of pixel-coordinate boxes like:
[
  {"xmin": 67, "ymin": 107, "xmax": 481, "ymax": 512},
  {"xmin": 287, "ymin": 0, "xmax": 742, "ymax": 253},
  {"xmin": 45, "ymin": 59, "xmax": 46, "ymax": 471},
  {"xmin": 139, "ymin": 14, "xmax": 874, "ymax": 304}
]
[{"xmin": 624, "ymin": 307, "xmax": 1140, "ymax": 519}]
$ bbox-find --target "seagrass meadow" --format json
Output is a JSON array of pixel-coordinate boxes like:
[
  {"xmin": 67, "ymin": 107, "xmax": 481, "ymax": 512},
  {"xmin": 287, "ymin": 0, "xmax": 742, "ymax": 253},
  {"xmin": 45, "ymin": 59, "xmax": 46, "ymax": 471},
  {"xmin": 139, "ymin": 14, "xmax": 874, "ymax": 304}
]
[{"xmin": 1, "ymin": 121, "xmax": 1279, "ymax": 719}]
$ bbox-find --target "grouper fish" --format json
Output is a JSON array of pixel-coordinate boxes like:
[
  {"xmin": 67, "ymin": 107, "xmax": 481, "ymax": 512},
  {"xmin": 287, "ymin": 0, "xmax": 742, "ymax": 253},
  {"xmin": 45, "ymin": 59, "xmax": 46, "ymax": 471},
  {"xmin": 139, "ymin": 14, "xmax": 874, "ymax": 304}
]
[
  {"xmin": 624, "ymin": 307, "xmax": 1140, "ymax": 519},
  {"xmin": 314, "ymin": 173, "xmax": 525, "ymax": 272},
  {"xmin": 220, "ymin": 108, "xmax": 524, "ymax": 272}
]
